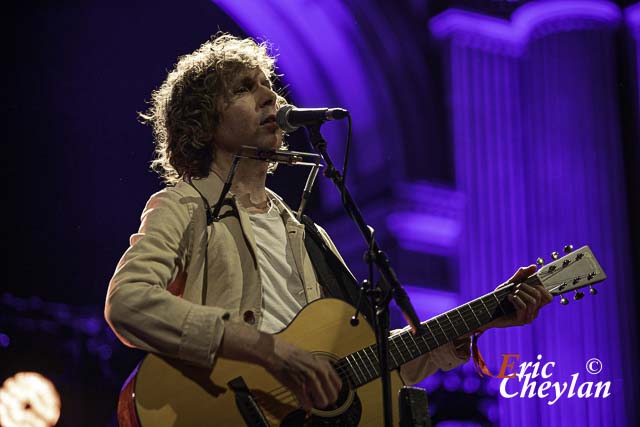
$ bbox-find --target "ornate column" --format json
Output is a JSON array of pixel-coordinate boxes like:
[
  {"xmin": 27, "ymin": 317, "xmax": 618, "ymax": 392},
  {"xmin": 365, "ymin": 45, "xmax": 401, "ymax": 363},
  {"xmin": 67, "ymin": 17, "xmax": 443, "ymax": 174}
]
[{"xmin": 431, "ymin": 1, "xmax": 633, "ymax": 426}]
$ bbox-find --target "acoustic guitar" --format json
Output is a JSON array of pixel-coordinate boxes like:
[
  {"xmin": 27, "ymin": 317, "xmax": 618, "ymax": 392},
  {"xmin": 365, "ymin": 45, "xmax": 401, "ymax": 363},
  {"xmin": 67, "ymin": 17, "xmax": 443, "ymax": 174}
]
[{"xmin": 118, "ymin": 245, "xmax": 605, "ymax": 426}]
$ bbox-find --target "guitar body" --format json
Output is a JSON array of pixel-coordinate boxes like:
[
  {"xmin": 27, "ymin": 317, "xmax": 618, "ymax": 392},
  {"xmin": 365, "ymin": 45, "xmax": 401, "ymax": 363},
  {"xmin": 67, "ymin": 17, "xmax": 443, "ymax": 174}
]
[{"xmin": 119, "ymin": 299, "xmax": 403, "ymax": 426}]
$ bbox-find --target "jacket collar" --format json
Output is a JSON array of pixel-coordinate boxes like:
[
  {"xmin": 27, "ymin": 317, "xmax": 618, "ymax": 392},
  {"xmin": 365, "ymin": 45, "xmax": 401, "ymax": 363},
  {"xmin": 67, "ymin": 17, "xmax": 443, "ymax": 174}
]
[
  {"xmin": 185, "ymin": 172, "xmax": 305, "ymax": 265},
  {"xmin": 186, "ymin": 172, "xmax": 227, "ymax": 210},
  {"xmin": 187, "ymin": 172, "xmax": 302, "ymax": 225},
  {"xmin": 267, "ymin": 188, "xmax": 302, "ymax": 226}
]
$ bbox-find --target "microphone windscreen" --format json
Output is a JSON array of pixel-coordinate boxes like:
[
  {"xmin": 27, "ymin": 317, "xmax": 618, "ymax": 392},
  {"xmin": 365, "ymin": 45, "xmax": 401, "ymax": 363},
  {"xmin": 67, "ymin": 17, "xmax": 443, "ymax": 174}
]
[{"xmin": 276, "ymin": 104, "xmax": 298, "ymax": 132}]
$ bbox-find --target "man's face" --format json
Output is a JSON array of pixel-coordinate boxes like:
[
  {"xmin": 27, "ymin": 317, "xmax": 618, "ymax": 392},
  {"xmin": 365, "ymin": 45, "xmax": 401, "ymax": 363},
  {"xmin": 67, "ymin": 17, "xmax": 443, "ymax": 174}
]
[{"xmin": 212, "ymin": 67, "xmax": 282, "ymax": 154}]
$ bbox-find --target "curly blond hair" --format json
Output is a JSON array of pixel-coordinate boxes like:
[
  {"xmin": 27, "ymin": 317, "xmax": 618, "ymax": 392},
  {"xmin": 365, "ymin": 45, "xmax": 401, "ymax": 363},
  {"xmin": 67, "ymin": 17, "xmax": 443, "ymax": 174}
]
[{"xmin": 140, "ymin": 33, "xmax": 286, "ymax": 185}]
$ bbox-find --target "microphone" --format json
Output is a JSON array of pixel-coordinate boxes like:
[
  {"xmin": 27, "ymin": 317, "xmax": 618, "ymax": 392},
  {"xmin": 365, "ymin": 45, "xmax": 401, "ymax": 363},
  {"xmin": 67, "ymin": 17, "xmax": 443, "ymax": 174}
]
[{"xmin": 276, "ymin": 104, "xmax": 349, "ymax": 132}]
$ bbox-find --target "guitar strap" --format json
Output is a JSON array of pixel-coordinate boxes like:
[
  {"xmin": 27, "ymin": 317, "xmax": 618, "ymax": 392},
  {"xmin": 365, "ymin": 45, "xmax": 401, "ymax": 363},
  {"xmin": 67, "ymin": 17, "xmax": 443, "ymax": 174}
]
[
  {"xmin": 300, "ymin": 214, "xmax": 374, "ymax": 323},
  {"xmin": 186, "ymin": 179, "xmax": 214, "ymax": 305}
]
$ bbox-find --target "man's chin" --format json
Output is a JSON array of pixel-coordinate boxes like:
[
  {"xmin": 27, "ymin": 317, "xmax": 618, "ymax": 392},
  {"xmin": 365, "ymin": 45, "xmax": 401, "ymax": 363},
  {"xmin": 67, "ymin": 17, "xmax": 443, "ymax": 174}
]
[{"xmin": 258, "ymin": 137, "xmax": 282, "ymax": 151}]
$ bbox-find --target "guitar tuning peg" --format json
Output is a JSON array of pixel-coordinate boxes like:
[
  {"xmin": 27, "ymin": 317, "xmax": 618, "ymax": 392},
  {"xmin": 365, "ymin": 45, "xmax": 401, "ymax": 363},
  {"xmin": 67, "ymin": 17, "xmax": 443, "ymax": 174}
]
[
  {"xmin": 564, "ymin": 245, "xmax": 574, "ymax": 254},
  {"xmin": 573, "ymin": 290, "xmax": 584, "ymax": 300},
  {"xmin": 589, "ymin": 285, "xmax": 598, "ymax": 295},
  {"xmin": 536, "ymin": 257, "xmax": 545, "ymax": 267},
  {"xmin": 560, "ymin": 294, "xmax": 569, "ymax": 305},
  {"xmin": 551, "ymin": 251, "xmax": 559, "ymax": 260}
]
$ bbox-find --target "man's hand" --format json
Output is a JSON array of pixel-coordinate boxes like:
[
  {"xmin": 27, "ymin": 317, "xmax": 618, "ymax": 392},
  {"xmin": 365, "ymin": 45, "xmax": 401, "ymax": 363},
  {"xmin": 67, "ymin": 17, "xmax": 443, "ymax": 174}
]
[
  {"xmin": 219, "ymin": 322, "xmax": 341, "ymax": 412},
  {"xmin": 265, "ymin": 337, "xmax": 342, "ymax": 411},
  {"xmin": 451, "ymin": 265, "xmax": 553, "ymax": 359},
  {"xmin": 487, "ymin": 264, "xmax": 553, "ymax": 330}
]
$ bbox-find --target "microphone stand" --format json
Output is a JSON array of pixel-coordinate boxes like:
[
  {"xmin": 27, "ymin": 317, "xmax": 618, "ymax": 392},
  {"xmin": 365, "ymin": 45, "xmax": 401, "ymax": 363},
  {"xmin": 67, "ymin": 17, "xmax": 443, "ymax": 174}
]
[
  {"xmin": 297, "ymin": 162, "xmax": 321, "ymax": 220},
  {"xmin": 305, "ymin": 124, "xmax": 424, "ymax": 427}
]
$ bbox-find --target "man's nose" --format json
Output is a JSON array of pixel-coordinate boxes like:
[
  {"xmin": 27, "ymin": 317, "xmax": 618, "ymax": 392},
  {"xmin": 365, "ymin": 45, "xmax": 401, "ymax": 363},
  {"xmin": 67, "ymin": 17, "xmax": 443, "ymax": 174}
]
[{"xmin": 259, "ymin": 86, "xmax": 277, "ymax": 108}]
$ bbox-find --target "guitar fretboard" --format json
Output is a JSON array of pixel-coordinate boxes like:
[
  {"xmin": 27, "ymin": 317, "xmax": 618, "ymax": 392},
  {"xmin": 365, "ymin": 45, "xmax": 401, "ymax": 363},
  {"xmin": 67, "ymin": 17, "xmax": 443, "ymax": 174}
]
[{"xmin": 334, "ymin": 276, "xmax": 540, "ymax": 388}]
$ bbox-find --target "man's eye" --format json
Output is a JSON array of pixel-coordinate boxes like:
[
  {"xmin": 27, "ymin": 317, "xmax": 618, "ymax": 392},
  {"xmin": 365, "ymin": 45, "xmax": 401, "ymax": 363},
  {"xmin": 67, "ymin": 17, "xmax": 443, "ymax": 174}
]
[{"xmin": 235, "ymin": 86, "xmax": 250, "ymax": 94}]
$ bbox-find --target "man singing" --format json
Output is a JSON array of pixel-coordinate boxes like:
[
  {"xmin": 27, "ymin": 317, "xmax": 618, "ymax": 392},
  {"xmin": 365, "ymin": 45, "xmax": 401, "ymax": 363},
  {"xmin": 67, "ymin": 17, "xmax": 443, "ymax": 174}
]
[{"xmin": 105, "ymin": 33, "xmax": 551, "ymax": 419}]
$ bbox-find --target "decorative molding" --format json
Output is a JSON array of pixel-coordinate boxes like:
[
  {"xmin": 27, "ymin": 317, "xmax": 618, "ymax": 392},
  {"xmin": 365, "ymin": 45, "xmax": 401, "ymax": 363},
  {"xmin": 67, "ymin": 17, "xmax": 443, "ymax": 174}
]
[
  {"xmin": 430, "ymin": 0, "xmax": 622, "ymax": 56},
  {"xmin": 626, "ymin": 2, "xmax": 640, "ymax": 40}
]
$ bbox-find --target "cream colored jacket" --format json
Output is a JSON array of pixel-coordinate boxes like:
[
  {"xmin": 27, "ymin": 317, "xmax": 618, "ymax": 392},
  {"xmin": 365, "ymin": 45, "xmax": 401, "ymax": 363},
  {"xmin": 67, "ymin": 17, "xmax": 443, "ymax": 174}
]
[{"xmin": 104, "ymin": 173, "xmax": 467, "ymax": 384}]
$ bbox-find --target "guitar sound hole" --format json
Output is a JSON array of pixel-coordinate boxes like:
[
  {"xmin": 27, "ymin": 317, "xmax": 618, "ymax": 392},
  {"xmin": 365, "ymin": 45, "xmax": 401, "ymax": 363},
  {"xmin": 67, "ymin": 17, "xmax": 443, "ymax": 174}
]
[
  {"xmin": 325, "ymin": 383, "xmax": 350, "ymax": 410},
  {"xmin": 281, "ymin": 384, "xmax": 362, "ymax": 427}
]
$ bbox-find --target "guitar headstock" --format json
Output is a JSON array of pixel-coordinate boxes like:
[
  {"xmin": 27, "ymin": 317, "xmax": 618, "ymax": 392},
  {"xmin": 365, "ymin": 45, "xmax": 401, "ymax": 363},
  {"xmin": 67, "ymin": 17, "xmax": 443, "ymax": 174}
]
[{"xmin": 531, "ymin": 245, "xmax": 606, "ymax": 305}]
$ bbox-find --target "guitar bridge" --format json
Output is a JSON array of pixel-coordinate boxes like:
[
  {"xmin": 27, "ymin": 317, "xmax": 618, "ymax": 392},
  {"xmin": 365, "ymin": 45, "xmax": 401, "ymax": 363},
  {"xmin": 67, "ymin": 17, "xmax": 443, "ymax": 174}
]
[{"xmin": 227, "ymin": 376, "xmax": 271, "ymax": 427}]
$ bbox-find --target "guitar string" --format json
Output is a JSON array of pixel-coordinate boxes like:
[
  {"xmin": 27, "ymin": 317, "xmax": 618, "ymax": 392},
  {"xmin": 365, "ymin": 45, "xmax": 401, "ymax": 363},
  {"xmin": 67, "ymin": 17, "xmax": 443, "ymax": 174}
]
[
  {"xmin": 349, "ymin": 273, "xmax": 580, "ymax": 378},
  {"xmin": 265, "ymin": 290, "xmax": 510, "ymax": 405},
  {"xmin": 332, "ymin": 277, "xmax": 552, "ymax": 379},
  {"xmin": 264, "ymin": 361, "xmax": 361, "ymax": 400},
  {"xmin": 264, "ymin": 286, "xmax": 514, "ymax": 397},
  {"xmin": 265, "ymin": 295, "xmax": 564, "ymax": 408},
  {"xmin": 263, "ymin": 299, "xmax": 500, "ymax": 398},
  {"xmin": 266, "ymin": 359, "xmax": 360, "ymax": 396},
  {"xmin": 250, "ymin": 275, "xmax": 587, "ymax": 410},
  {"xmin": 264, "ymin": 283, "xmax": 580, "ymax": 412},
  {"xmin": 382, "ymin": 279, "xmax": 546, "ymax": 367},
  {"xmin": 380, "ymin": 277, "xmax": 583, "ymax": 365},
  {"xmin": 386, "ymin": 286, "xmax": 513, "ymax": 360},
  {"xmin": 263, "ymin": 279, "xmax": 578, "ymax": 399}
]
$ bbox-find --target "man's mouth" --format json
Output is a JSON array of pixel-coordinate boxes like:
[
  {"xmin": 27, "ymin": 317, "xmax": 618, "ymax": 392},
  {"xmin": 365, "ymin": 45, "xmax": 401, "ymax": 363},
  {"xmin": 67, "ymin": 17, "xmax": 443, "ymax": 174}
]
[{"xmin": 260, "ymin": 115, "xmax": 277, "ymax": 125}]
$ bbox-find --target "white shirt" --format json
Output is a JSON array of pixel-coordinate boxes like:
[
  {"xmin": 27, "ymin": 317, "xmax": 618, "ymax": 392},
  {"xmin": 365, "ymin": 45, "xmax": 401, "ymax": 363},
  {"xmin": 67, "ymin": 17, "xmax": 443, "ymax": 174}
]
[{"xmin": 248, "ymin": 200, "xmax": 307, "ymax": 334}]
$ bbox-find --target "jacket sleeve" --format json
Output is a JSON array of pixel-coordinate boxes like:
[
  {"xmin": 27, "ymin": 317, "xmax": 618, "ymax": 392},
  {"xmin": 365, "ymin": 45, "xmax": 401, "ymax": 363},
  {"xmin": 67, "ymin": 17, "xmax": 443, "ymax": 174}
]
[
  {"xmin": 104, "ymin": 189, "xmax": 228, "ymax": 368},
  {"xmin": 312, "ymin": 223, "xmax": 470, "ymax": 384}
]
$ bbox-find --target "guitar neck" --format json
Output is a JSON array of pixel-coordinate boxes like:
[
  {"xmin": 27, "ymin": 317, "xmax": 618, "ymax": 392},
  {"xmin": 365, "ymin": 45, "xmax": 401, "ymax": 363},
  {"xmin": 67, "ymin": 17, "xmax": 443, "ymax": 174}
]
[{"xmin": 335, "ymin": 275, "xmax": 541, "ymax": 388}]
